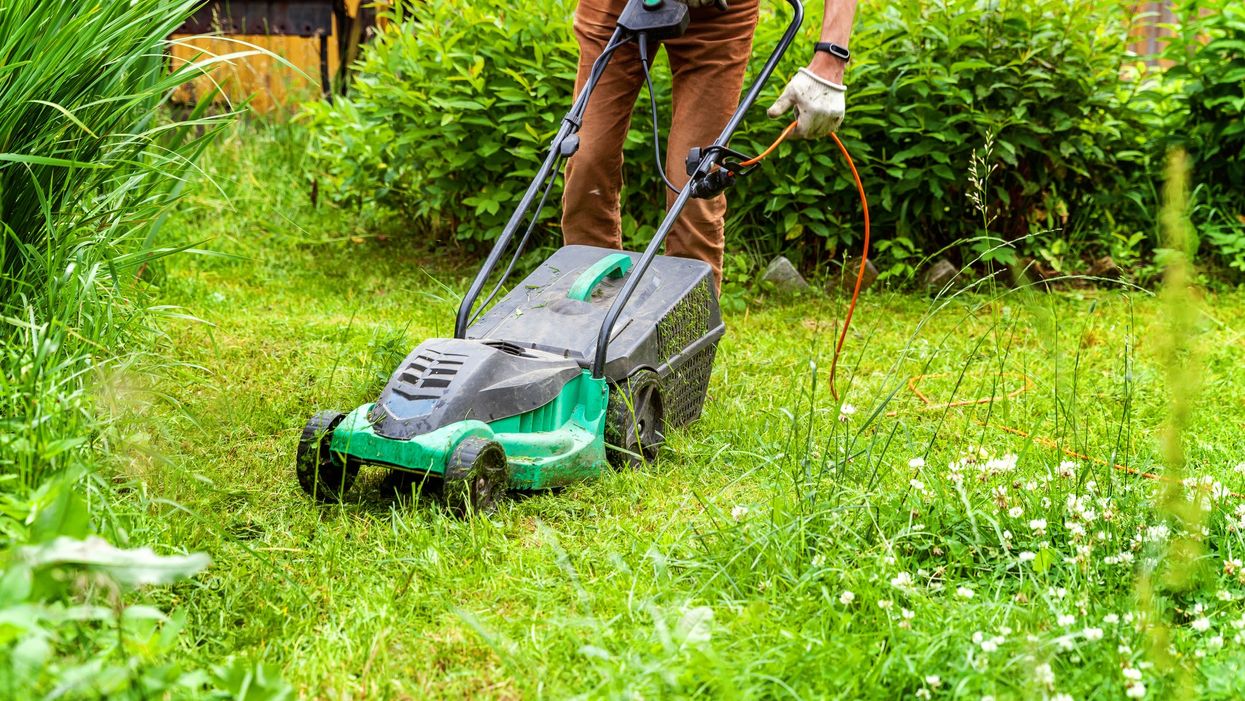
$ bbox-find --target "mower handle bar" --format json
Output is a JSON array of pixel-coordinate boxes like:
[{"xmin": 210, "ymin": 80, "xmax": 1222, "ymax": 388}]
[{"xmin": 455, "ymin": 0, "xmax": 805, "ymax": 380}]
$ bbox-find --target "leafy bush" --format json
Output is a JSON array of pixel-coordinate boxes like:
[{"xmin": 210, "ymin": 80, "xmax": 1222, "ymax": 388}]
[
  {"xmin": 307, "ymin": 0, "xmax": 1155, "ymax": 278},
  {"xmin": 303, "ymin": 0, "xmax": 579, "ymax": 244},
  {"xmin": 1166, "ymin": 0, "xmax": 1245, "ymax": 278}
]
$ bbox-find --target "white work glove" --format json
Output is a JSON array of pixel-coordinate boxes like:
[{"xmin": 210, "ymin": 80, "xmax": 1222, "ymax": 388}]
[{"xmin": 767, "ymin": 67, "xmax": 847, "ymax": 139}]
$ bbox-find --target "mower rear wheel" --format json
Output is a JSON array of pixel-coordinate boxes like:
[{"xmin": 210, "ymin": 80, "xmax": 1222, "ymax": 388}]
[
  {"xmin": 443, "ymin": 437, "xmax": 509, "ymax": 517},
  {"xmin": 296, "ymin": 410, "xmax": 359, "ymax": 503},
  {"xmin": 606, "ymin": 369, "xmax": 664, "ymax": 469}
]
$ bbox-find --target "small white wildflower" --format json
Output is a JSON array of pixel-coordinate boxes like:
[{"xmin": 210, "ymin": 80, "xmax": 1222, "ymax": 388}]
[
  {"xmin": 910, "ymin": 478, "xmax": 927, "ymax": 493},
  {"xmin": 1083, "ymin": 627, "xmax": 1104, "ymax": 641},
  {"xmin": 972, "ymin": 631, "xmax": 984, "ymax": 644},
  {"xmin": 1192, "ymin": 617, "xmax": 1212, "ymax": 632},
  {"xmin": 1058, "ymin": 614, "xmax": 1076, "ymax": 627},
  {"xmin": 731, "ymin": 505, "xmax": 749, "ymax": 521},
  {"xmin": 1209, "ymin": 635, "xmax": 1224, "ymax": 650},
  {"xmin": 1057, "ymin": 461, "xmax": 1077, "ymax": 478},
  {"xmin": 878, "ymin": 599, "xmax": 893, "ymax": 610},
  {"xmin": 925, "ymin": 675, "xmax": 941, "ymax": 688},
  {"xmin": 916, "ymin": 690, "xmax": 931, "ymax": 700},
  {"xmin": 1029, "ymin": 518, "xmax": 1048, "ymax": 533},
  {"xmin": 1104, "ymin": 613, "xmax": 1120, "ymax": 625},
  {"xmin": 901, "ymin": 608, "xmax": 915, "ymax": 620},
  {"xmin": 1019, "ymin": 551, "xmax": 1037, "ymax": 562},
  {"xmin": 839, "ymin": 403, "xmax": 857, "ymax": 421},
  {"xmin": 1123, "ymin": 667, "xmax": 1142, "ymax": 682},
  {"xmin": 1125, "ymin": 682, "xmax": 1147, "ymax": 699},
  {"xmin": 1217, "ymin": 590, "xmax": 1233, "ymax": 602},
  {"xmin": 1054, "ymin": 694, "xmax": 1073, "ymax": 701},
  {"xmin": 1008, "ymin": 506, "xmax": 1024, "ymax": 518},
  {"xmin": 981, "ymin": 638, "xmax": 999, "ymax": 653},
  {"xmin": 1034, "ymin": 662, "xmax": 1055, "ymax": 687},
  {"xmin": 909, "ymin": 457, "xmax": 926, "ymax": 469},
  {"xmin": 839, "ymin": 590, "xmax": 856, "ymax": 605},
  {"xmin": 956, "ymin": 586, "xmax": 975, "ymax": 599},
  {"xmin": 890, "ymin": 571, "xmax": 914, "ymax": 590}
]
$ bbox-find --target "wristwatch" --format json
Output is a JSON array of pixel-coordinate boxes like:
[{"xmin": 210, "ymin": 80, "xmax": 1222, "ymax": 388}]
[{"xmin": 814, "ymin": 42, "xmax": 850, "ymax": 63}]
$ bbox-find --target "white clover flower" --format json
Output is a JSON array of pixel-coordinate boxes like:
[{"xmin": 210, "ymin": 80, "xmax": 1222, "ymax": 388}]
[
  {"xmin": 890, "ymin": 571, "xmax": 914, "ymax": 590},
  {"xmin": 1058, "ymin": 614, "xmax": 1076, "ymax": 627},
  {"xmin": 1192, "ymin": 617, "xmax": 1212, "ymax": 632},
  {"xmin": 1104, "ymin": 613, "xmax": 1120, "ymax": 625},
  {"xmin": 1123, "ymin": 667, "xmax": 1142, "ymax": 682},
  {"xmin": 878, "ymin": 599, "xmax": 893, "ymax": 609},
  {"xmin": 1083, "ymin": 627, "xmax": 1104, "ymax": 641},
  {"xmin": 1029, "ymin": 518, "xmax": 1047, "ymax": 533},
  {"xmin": 1057, "ymin": 461, "xmax": 1077, "ymax": 478},
  {"xmin": 731, "ymin": 505, "xmax": 749, "ymax": 520},
  {"xmin": 1019, "ymin": 551, "xmax": 1037, "ymax": 562},
  {"xmin": 838, "ymin": 403, "xmax": 857, "ymax": 421},
  {"xmin": 839, "ymin": 590, "xmax": 856, "ymax": 605},
  {"xmin": 981, "ymin": 638, "xmax": 999, "ymax": 653},
  {"xmin": 1125, "ymin": 682, "xmax": 1146, "ymax": 699},
  {"xmin": 901, "ymin": 608, "xmax": 915, "ymax": 620},
  {"xmin": 956, "ymin": 586, "xmax": 975, "ymax": 599},
  {"xmin": 1008, "ymin": 506, "xmax": 1024, "ymax": 518},
  {"xmin": 910, "ymin": 478, "xmax": 927, "ymax": 493},
  {"xmin": 972, "ymin": 631, "xmax": 984, "ymax": 644},
  {"xmin": 924, "ymin": 675, "xmax": 942, "ymax": 688},
  {"xmin": 1054, "ymin": 694, "xmax": 1073, "ymax": 701},
  {"xmin": 1217, "ymin": 590, "xmax": 1232, "ymax": 602},
  {"xmin": 1225, "ymin": 558, "xmax": 1242, "ymax": 576},
  {"xmin": 1035, "ymin": 662, "xmax": 1055, "ymax": 687},
  {"xmin": 916, "ymin": 690, "xmax": 931, "ymax": 700},
  {"xmin": 909, "ymin": 457, "xmax": 926, "ymax": 469},
  {"xmin": 1209, "ymin": 635, "xmax": 1224, "ymax": 650}
]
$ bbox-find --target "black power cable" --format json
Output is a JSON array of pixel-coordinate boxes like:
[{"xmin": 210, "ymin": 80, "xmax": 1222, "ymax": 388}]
[{"xmin": 638, "ymin": 33, "xmax": 680, "ymax": 195}]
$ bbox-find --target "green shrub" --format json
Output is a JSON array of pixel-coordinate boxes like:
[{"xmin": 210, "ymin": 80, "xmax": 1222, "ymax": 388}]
[
  {"xmin": 1166, "ymin": 0, "xmax": 1245, "ymax": 278},
  {"xmin": 307, "ymin": 0, "xmax": 1154, "ymax": 278},
  {"xmin": 303, "ymin": 0, "xmax": 579, "ymax": 245}
]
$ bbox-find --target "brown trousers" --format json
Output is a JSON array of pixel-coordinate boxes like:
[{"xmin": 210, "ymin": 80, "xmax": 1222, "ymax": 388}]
[{"xmin": 561, "ymin": 0, "xmax": 760, "ymax": 286}]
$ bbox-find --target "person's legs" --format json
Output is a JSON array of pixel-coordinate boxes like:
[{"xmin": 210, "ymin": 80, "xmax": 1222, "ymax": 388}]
[
  {"xmin": 562, "ymin": 0, "xmax": 646, "ymax": 250},
  {"xmin": 662, "ymin": 0, "xmax": 759, "ymax": 287}
]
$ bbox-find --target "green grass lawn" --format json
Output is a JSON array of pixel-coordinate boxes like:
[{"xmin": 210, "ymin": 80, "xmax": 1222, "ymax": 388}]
[{"xmin": 121, "ymin": 126, "xmax": 1245, "ymax": 699}]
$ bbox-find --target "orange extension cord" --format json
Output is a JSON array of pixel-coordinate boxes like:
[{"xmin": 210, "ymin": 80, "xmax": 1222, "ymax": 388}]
[{"xmin": 737, "ymin": 121, "xmax": 871, "ymax": 401}]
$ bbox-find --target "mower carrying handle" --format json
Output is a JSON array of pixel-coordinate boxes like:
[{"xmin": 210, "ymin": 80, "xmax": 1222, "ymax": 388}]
[{"xmin": 567, "ymin": 253, "xmax": 634, "ymax": 301}]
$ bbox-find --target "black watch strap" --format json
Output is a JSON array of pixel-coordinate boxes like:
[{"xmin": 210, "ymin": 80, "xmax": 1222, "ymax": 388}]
[{"xmin": 814, "ymin": 42, "xmax": 850, "ymax": 62}]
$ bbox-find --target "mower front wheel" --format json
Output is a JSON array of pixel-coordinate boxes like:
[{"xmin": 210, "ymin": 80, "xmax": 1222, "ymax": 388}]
[
  {"xmin": 443, "ymin": 437, "xmax": 509, "ymax": 517},
  {"xmin": 296, "ymin": 410, "xmax": 359, "ymax": 503}
]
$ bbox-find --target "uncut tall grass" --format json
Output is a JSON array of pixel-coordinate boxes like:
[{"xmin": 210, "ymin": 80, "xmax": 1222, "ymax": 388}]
[{"xmin": 0, "ymin": 0, "xmax": 228, "ymax": 510}]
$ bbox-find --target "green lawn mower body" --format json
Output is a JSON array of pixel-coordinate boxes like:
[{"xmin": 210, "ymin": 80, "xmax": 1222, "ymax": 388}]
[
  {"xmin": 297, "ymin": 248, "xmax": 723, "ymax": 509},
  {"xmin": 296, "ymin": 0, "xmax": 804, "ymax": 512}
]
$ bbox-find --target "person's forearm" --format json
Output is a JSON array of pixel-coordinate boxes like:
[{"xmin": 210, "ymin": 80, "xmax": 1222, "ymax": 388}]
[{"xmin": 809, "ymin": 0, "xmax": 857, "ymax": 83}]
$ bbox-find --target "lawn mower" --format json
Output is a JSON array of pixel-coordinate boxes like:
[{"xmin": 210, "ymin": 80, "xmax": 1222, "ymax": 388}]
[{"xmin": 297, "ymin": 0, "xmax": 807, "ymax": 513}]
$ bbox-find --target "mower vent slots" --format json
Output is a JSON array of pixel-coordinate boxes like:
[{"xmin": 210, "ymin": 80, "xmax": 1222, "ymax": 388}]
[{"xmin": 390, "ymin": 348, "xmax": 465, "ymax": 401}]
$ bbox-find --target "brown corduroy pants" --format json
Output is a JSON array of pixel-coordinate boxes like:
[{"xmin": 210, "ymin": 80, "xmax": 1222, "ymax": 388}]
[{"xmin": 561, "ymin": 0, "xmax": 760, "ymax": 287}]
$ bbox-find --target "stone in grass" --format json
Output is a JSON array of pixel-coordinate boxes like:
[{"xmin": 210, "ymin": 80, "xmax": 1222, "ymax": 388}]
[
  {"xmin": 1088, "ymin": 256, "xmax": 1122, "ymax": 280},
  {"xmin": 837, "ymin": 257, "xmax": 879, "ymax": 293},
  {"xmin": 921, "ymin": 258, "xmax": 958, "ymax": 292},
  {"xmin": 761, "ymin": 255, "xmax": 809, "ymax": 294}
]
